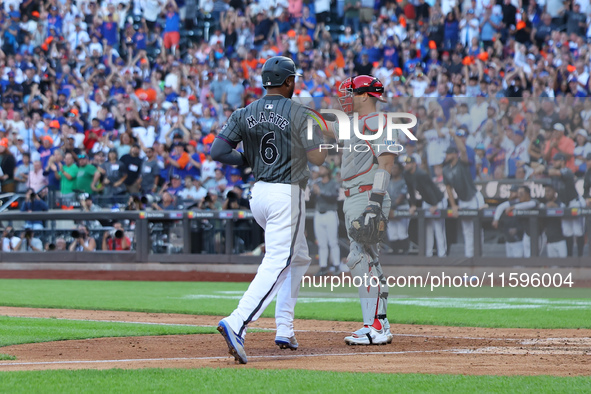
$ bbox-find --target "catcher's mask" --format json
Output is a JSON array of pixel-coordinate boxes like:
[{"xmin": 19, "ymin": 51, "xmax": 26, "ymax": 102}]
[{"xmin": 338, "ymin": 75, "xmax": 386, "ymax": 115}]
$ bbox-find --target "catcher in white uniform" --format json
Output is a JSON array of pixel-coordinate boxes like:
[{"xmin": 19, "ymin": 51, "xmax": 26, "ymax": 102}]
[{"xmin": 323, "ymin": 75, "xmax": 395, "ymax": 345}]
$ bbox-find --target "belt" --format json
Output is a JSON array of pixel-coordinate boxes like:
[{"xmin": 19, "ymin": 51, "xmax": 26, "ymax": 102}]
[{"xmin": 344, "ymin": 185, "xmax": 372, "ymax": 197}]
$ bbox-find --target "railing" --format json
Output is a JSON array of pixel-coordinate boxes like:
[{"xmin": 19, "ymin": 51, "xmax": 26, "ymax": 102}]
[
  {"xmin": 391, "ymin": 207, "xmax": 591, "ymax": 258},
  {"xmin": 0, "ymin": 208, "xmax": 590, "ymax": 265}
]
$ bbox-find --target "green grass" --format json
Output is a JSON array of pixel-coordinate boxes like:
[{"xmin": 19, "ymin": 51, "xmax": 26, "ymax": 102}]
[
  {"xmin": 0, "ymin": 279, "xmax": 590, "ymax": 328},
  {"xmin": 0, "ymin": 316, "xmax": 215, "ymax": 347},
  {"xmin": 0, "ymin": 354, "xmax": 15, "ymax": 360},
  {"xmin": 0, "ymin": 369, "xmax": 590, "ymax": 393}
]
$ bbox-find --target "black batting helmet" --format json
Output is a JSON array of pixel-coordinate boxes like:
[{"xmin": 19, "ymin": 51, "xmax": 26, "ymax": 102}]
[{"xmin": 261, "ymin": 56, "xmax": 302, "ymax": 88}]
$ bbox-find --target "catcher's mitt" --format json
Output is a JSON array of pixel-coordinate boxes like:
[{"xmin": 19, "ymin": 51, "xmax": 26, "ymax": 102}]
[{"xmin": 348, "ymin": 204, "xmax": 388, "ymax": 244}]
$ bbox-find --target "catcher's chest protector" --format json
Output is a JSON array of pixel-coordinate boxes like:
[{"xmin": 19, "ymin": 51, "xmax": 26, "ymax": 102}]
[{"xmin": 341, "ymin": 113, "xmax": 389, "ymax": 189}]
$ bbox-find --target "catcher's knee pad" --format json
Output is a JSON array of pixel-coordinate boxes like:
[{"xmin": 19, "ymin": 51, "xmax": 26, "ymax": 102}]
[{"xmin": 347, "ymin": 242, "xmax": 371, "ymax": 272}]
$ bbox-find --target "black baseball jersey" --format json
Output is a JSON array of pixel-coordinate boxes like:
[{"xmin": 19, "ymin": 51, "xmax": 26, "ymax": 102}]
[
  {"xmin": 443, "ymin": 160, "xmax": 477, "ymax": 202},
  {"xmin": 404, "ymin": 168, "xmax": 444, "ymax": 206},
  {"xmin": 217, "ymin": 95, "xmax": 322, "ymax": 185},
  {"xmin": 551, "ymin": 168, "xmax": 579, "ymax": 203}
]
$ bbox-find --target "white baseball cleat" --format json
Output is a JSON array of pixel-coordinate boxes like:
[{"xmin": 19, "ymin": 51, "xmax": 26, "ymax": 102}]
[
  {"xmin": 384, "ymin": 328, "xmax": 393, "ymax": 344},
  {"xmin": 344, "ymin": 325, "xmax": 389, "ymax": 346},
  {"xmin": 382, "ymin": 318, "xmax": 393, "ymax": 344}
]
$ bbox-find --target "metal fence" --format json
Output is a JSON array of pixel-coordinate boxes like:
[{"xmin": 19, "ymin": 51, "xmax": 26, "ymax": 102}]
[{"xmin": 0, "ymin": 209, "xmax": 590, "ymax": 265}]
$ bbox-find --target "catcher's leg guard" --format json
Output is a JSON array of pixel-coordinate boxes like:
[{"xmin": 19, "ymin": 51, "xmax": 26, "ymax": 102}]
[
  {"xmin": 367, "ymin": 246, "xmax": 391, "ymax": 343},
  {"xmin": 364, "ymin": 243, "xmax": 391, "ymax": 343},
  {"xmin": 347, "ymin": 241, "xmax": 378, "ymax": 326}
]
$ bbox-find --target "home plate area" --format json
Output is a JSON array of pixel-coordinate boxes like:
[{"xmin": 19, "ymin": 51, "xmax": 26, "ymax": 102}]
[{"xmin": 0, "ymin": 308, "xmax": 589, "ymax": 375}]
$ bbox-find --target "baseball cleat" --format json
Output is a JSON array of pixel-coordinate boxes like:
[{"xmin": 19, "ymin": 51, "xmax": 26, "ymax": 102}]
[
  {"xmin": 384, "ymin": 328, "xmax": 393, "ymax": 344},
  {"xmin": 217, "ymin": 318, "xmax": 248, "ymax": 364},
  {"xmin": 344, "ymin": 325, "xmax": 389, "ymax": 346},
  {"xmin": 275, "ymin": 335, "xmax": 299, "ymax": 350},
  {"xmin": 382, "ymin": 318, "xmax": 393, "ymax": 344}
]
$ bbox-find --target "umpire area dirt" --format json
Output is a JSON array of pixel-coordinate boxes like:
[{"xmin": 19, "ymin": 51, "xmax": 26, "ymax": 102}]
[{"xmin": 0, "ymin": 308, "xmax": 590, "ymax": 375}]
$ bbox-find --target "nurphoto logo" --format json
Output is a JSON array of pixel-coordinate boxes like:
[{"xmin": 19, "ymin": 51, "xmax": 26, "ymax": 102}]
[{"xmin": 307, "ymin": 109, "xmax": 418, "ymax": 153}]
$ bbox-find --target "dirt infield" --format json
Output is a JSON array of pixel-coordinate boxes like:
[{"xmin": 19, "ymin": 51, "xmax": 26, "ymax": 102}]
[{"xmin": 0, "ymin": 307, "xmax": 590, "ymax": 376}]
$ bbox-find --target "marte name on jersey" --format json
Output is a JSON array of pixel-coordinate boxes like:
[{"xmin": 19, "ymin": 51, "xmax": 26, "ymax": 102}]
[{"xmin": 246, "ymin": 111, "xmax": 290, "ymax": 130}]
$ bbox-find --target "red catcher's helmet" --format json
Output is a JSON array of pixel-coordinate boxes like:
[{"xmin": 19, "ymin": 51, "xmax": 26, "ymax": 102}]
[{"xmin": 338, "ymin": 75, "xmax": 385, "ymax": 114}]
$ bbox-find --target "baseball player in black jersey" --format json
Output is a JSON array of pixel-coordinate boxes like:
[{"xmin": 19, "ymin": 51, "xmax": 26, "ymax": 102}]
[
  {"xmin": 212, "ymin": 56, "xmax": 326, "ymax": 364},
  {"xmin": 403, "ymin": 155, "xmax": 447, "ymax": 257},
  {"xmin": 535, "ymin": 152, "xmax": 585, "ymax": 256}
]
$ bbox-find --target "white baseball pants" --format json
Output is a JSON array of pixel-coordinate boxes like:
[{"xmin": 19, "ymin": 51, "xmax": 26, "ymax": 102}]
[
  {"xmin": 387, "ymin": 204, "xmax": 410, "ymax": 242},
  {"xmin": 505, "ymin": 241, "xmax": 524, "ymax": 258},
  {"xmin": 547, "ymin": 240, "xmax": 567, "ymax": 258},
  {"xmin": 422, "ymin": 198, "xmax": 447, "ymax": 257},
  {"xmin": 561, "ymin": 197, "xmax": 585, "ymax": 237},
  {"xmin": 523, "ymin": 233, "xmax": 546, "ymax": 258},
  {"xmin": 314, "ymin": 210, "xmax": 340, "ymax": 268},
  {"xmin": 224, "ymin": 182, "xmax": 310, "ymax": 339},
  {"xmin": 458, "ymin": 192, "xmax": 485, "ymax": 258}
]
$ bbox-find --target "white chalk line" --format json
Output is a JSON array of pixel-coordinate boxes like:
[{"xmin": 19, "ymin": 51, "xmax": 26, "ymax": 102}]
[
  {"xmin": 0, "ymin": 314, "xmax": 526, "ymax": 341},
  {"xmin": 0, "ymin": 349, "xmax": 453, "ymax": 367}
]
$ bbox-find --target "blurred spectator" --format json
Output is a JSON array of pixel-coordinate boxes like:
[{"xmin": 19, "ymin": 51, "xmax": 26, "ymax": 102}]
[
  {"xmin": 166, "ymin": 174, "xmax": 185, "ymax": 196},
  {"xmin": 506, "ymin": 129, "xmax": 530, "ymax": 178},
  {"xmin": 152, "ymin": 191, "xmax": 178, "ymax": 210},
  {"xmin": 120, "ymin": 143, "xmax": 143, "ymax": 193},
  {"xmin": 573, "ymin": 130, "xmax": 591, "ymax": 176},
  {"xmin": 474, "ymin": 143, "xmax": 491, "ymax": 180},
  {"xmin": 199, "ymin": 190, "xmax": 222, "ymax": 210},
  {"xmin": 140, "ymin": 146, "xmax": 161, "ymax": 194},
  {"xmin": 21, "ymin": 188, "xmax": 48, "ymax": 230},
  {"xmin": 0, "ymin": 138, "xmax": 16, "ymax": 192},
  {"xmin": 1, "ymin": 226, "xmax": 19, "ymax": 252},
  {"xmin": 81, "ymin": 194, "xmax": 103, "ymax": 229},
  {"xmin": 15, "ymin": 228, "xmax": 43, "ymax": 252},
  {"xmin": 75, "ymin": 154, "xmax": 97, "ymax": 195},
  {"xmin": 486, "ymin": 135, "xmax": 507, "ymax": 177},
  {"xmin": 46, "ymin": 237, "xmax": 67, "ymax": 251},
  {"xmin": 168, "ymin": 141, "xmax": 190, "ymax": 178},
  {"xmin": 56, "ymin": 152, "xmax": 79, "ymax": 202},
  {"xmin": 179, "ymin": 176, "xmax": 208, "ymax": 202},
  {"xmin": 69, "ymin": 224, "xmax": 97, "ymax": 252},
  {"xmin": 543, "ymin": 124, "xmax": 576, "ymax": 171},
  {"xmin": 93, "ymin": 150, "xmax": 126, "ymax": 197},
  {"xmin": 14, "ymin": 151, "xmax": 31, "ymax": 193},
  {"xmin": 163, "ymin": 0, "xmax": 181, "ymax": 53},
  {"xmin": 222, "ymin": 189, "xmax": 250, "ymax": 210},
  {"xmin": 102, "ymin": 221, "xmax": 131, "ymax": 251},
  {"xmin": 223, "ymin": 72, "xmax": 245, "ymax": 109},
  {"xmin": 44, "ymin": 150, "xmax": 64, "ymax": 194}
]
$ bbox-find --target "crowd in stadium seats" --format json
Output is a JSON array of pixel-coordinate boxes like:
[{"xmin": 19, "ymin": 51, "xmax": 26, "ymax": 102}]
[{"xmin": 0, "ymin": 0, "xmax": 591, "ymax": 255}]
